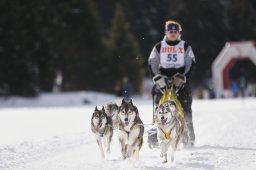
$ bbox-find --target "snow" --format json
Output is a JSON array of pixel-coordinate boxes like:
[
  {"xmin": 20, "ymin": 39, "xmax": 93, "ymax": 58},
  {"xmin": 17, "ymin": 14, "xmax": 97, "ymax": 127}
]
[{"xmin": 0, "ymin": 93, "xmax": 256, "ymax": 170}]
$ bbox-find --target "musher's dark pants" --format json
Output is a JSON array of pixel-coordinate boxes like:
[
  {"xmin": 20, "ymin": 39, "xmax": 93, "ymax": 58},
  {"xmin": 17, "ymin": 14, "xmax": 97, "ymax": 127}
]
[{"xmin": 152, "ymin": 83, "xmax": 195, "ymax": 143}]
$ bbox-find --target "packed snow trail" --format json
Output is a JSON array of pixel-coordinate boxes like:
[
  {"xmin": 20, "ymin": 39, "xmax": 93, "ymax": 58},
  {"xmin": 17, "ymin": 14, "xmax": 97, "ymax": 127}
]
[{"xmin": 0, "ymin": 98, "xmax": 256, "ymax": 170}]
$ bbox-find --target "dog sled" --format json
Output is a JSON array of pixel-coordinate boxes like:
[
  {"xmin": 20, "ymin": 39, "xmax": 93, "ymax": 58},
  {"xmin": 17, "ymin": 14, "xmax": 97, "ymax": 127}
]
[{"xmin": 147, "ymin": 73, "xmax": 186, "ymax": 149}]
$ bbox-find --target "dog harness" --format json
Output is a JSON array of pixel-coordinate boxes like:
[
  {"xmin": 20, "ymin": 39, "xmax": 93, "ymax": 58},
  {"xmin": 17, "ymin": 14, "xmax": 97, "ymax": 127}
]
[
  {"xmin": 119, "ymin": 117, "xmax": 144, "ymax": 139},
  {"xmin": 91, "ymin": 123, "xmax": 112, "ymax": 137},
  {"xmin": 100, "ymin": 125, "xmax": 110, "ymax": 137},
  {"xmin": 158, "ymin": 88, "xmax": 184, "ymax": 118},
  {"xmin": 158, "ymin": 117, "xmax": 177, "ymax": 141},
  {"xmin": 159, "ymin": 128, "xmax": 171, "ymax": 140}
]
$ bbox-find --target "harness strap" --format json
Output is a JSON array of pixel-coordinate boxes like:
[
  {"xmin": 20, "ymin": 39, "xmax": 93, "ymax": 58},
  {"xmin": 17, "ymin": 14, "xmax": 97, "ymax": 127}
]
[
  {"xmin": 158, "ymin": 118, "xmax": 177, "ymax": 141},
  {"xmin": 119, "ymin": 116, "xmax": 138, "ymax": 131},
  {"xmin": 130, "ymin": 117, "xmax": 140, "ymax": 130},
  {"xmin": 119, "ymin": 117, "xmax": 144, "ymax": 139},
  {"xmin": 159, "ymin": 127, "xmax": 171, "ymax": 140},
  {"xmin": 99, "ymin": 125, "xmax": 108, "ymax": 137},
  {"xmin": 92, "ymin": 123, "xmax": 111, "ymax": 137}
]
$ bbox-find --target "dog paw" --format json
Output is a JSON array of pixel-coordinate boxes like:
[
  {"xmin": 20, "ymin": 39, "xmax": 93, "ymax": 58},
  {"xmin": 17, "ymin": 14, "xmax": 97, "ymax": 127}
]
[
  {"xmin": 183, "ymin": 141, "xmax": 195, "ymax": 148},
  {"xmin": 162, "ymin": 160, "xmax": 168, "ymax": 164},
  {"xmin": 161, "ymin": 153, "xmax": 167, "ymax": 163},
  {"xmin": 188, "ymin": 140, "xmax": 195, "ymax": 146},
  {"xmin": 122, "ymin": 155, "xmax": 127, "ymax": 160}
]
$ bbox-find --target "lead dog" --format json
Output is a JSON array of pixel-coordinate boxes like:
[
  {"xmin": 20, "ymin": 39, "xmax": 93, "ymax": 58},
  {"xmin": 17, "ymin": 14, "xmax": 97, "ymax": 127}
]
[
  {"xmin": 118, "ymin": 99, "xmax": 144, "ymax": 160},
  {"xmin": 91, "ymin": 106, "xmax": 113, "ymax": 159},
  {"xmin": 156, "ymin": 101, "xmax": 184, "ymax": 163}
]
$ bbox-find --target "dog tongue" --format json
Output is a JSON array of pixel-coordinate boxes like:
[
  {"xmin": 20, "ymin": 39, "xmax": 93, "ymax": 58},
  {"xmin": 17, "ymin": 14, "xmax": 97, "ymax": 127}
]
[{"xmin": 97, "ymin": 123, "xmax": 102, "ymax": 128}]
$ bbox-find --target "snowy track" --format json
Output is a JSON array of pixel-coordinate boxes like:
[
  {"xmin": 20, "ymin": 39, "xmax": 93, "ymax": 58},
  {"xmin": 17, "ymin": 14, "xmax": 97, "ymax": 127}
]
[{"xmin": 1, "ymin": 98, "xmax": 256, "ymax": 170}]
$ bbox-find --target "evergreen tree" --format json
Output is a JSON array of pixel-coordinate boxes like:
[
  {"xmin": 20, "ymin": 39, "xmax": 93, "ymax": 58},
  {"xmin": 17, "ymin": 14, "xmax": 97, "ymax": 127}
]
[
  {"xmin": 167, "ymin": 0, "xmax": 256, "ymax": 83},
  {"xmin": 26, "ymin": 0, "xmax": 58, "ymax": 92},
  {"xmin": 0, "ymin": 0, "xmax": 40, "ymax": 96},
  {"xmin": 225, "ymin": 0, "xmax": 256, "ymax": 41},
  {"xmin": 96, "ymin": 0, "xmax": 171, "ymax": 67},
  {"xmin": 0, "ymin": 0, "xmax": 108, "ymax": 95},
  {"xmin": 106, "ymin": 4, "xmax": 144, "ymax": 93},
  {"xmin": 54, "ymin": 0, "xmax": 108, "ymax": 92},
  {"xmin": 1, "ymin": 0, "xmax": 255, "ymax": 96}
]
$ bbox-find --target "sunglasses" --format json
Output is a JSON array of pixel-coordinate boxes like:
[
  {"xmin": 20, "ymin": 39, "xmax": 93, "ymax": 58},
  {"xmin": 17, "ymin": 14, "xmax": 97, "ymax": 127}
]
[{"xmin": 168, "ymin": 30, "xmax": 179, "ymax": 34}]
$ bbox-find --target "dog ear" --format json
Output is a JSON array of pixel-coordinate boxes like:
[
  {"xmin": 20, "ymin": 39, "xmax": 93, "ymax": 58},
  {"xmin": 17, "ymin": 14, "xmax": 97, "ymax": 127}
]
[
  {"xmin": 95, "ymin": 106, "xmax": 98, "ymax": 111},
  {"xmin": 129, "ymin": 98, "xmax": 134, "ymax": 105},
  {"xmin": 102, "ymin": 106, "xmax": 105, "ymax": 112},
  {"xmin": 169, "ymin": 102, "xmax": 176, "ymax": 109},
  {"xmin": 118, "ymin": 106, "xmax": 122, "ymax": 113},
  {"xmin": 121, "ymin": 98, "xmax": 126, "ymax": 104},
  {"xmin": 114, "ymin": 103, "xmax": 119, "ymax": 109}
]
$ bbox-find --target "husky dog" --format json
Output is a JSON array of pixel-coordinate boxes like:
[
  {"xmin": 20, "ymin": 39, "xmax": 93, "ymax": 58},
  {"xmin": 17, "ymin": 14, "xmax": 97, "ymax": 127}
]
[
  {"xmin": 118, "ymin": 99, "xmax": 144, "ymax": 160},
  {"xmin": 104, "ymin": 103, "xmax": 119, "ymax": 129},
  {"xmin": 91, "ymin": 106, "xmax": 113, "ymax": 159},
  {"xmin": 156, "ymin": 101, "xmax": 184, "ymax": 163}
]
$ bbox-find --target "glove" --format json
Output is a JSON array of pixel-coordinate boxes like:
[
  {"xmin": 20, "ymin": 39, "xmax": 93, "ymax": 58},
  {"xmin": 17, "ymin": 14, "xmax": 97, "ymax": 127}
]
[
  {"xmin": 152, "ymin": 74, "xmax": 168, "ymax": 93},
  {"xmin": 172, "ymin": 73, "xmax": 186, "ymax": 88}
]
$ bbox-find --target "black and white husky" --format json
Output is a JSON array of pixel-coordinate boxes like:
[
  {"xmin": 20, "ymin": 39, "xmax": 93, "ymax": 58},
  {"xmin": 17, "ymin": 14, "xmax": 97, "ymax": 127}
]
[
  {"xmin": 91, "ymin": 106, "xmax": 113, "ymax": 159},
  {"xmin": 118, "ymin": 99, "xmax": 144, "ymax": 160},
  {"xmin": 104, "ymin": 103, "xmax": 119, "ymax": 130},
  {"xmin": 156, "ymin": 101, "xmax": 184, "ymax": 163}
]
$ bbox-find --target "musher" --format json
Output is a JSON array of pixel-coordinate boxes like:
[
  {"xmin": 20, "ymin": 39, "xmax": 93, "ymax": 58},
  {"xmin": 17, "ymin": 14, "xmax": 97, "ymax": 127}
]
[{"xmin": 148, "ymin": 20, "xmax": 196, "ymax": 146}]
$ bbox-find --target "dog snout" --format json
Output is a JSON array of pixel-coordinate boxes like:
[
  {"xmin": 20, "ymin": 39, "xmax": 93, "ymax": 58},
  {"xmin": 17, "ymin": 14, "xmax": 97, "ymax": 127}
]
[
  {"xmin": 161, "ymin": 116, "xmax": 165, "ymax": 120},
  {"xmin": 99, "ymin": 119, "xmax": 102, "ymax": 123},
  {"xmin": 124, "ymin": 118, "xmax": 128, "ymax": 122}
]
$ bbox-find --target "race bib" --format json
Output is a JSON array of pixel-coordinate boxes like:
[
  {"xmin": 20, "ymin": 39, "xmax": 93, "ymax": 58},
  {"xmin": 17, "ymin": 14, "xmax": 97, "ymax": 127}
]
[{"xmin": 160, "ymin": 41, "xmax": 185, "ymax": 69}]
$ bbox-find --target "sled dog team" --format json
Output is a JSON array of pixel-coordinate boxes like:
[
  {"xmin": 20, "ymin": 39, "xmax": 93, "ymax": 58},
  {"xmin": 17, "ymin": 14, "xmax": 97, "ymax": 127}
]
[{"xmin": 91, "ymin": 98, "xmax": 185, "ymax": 163}]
